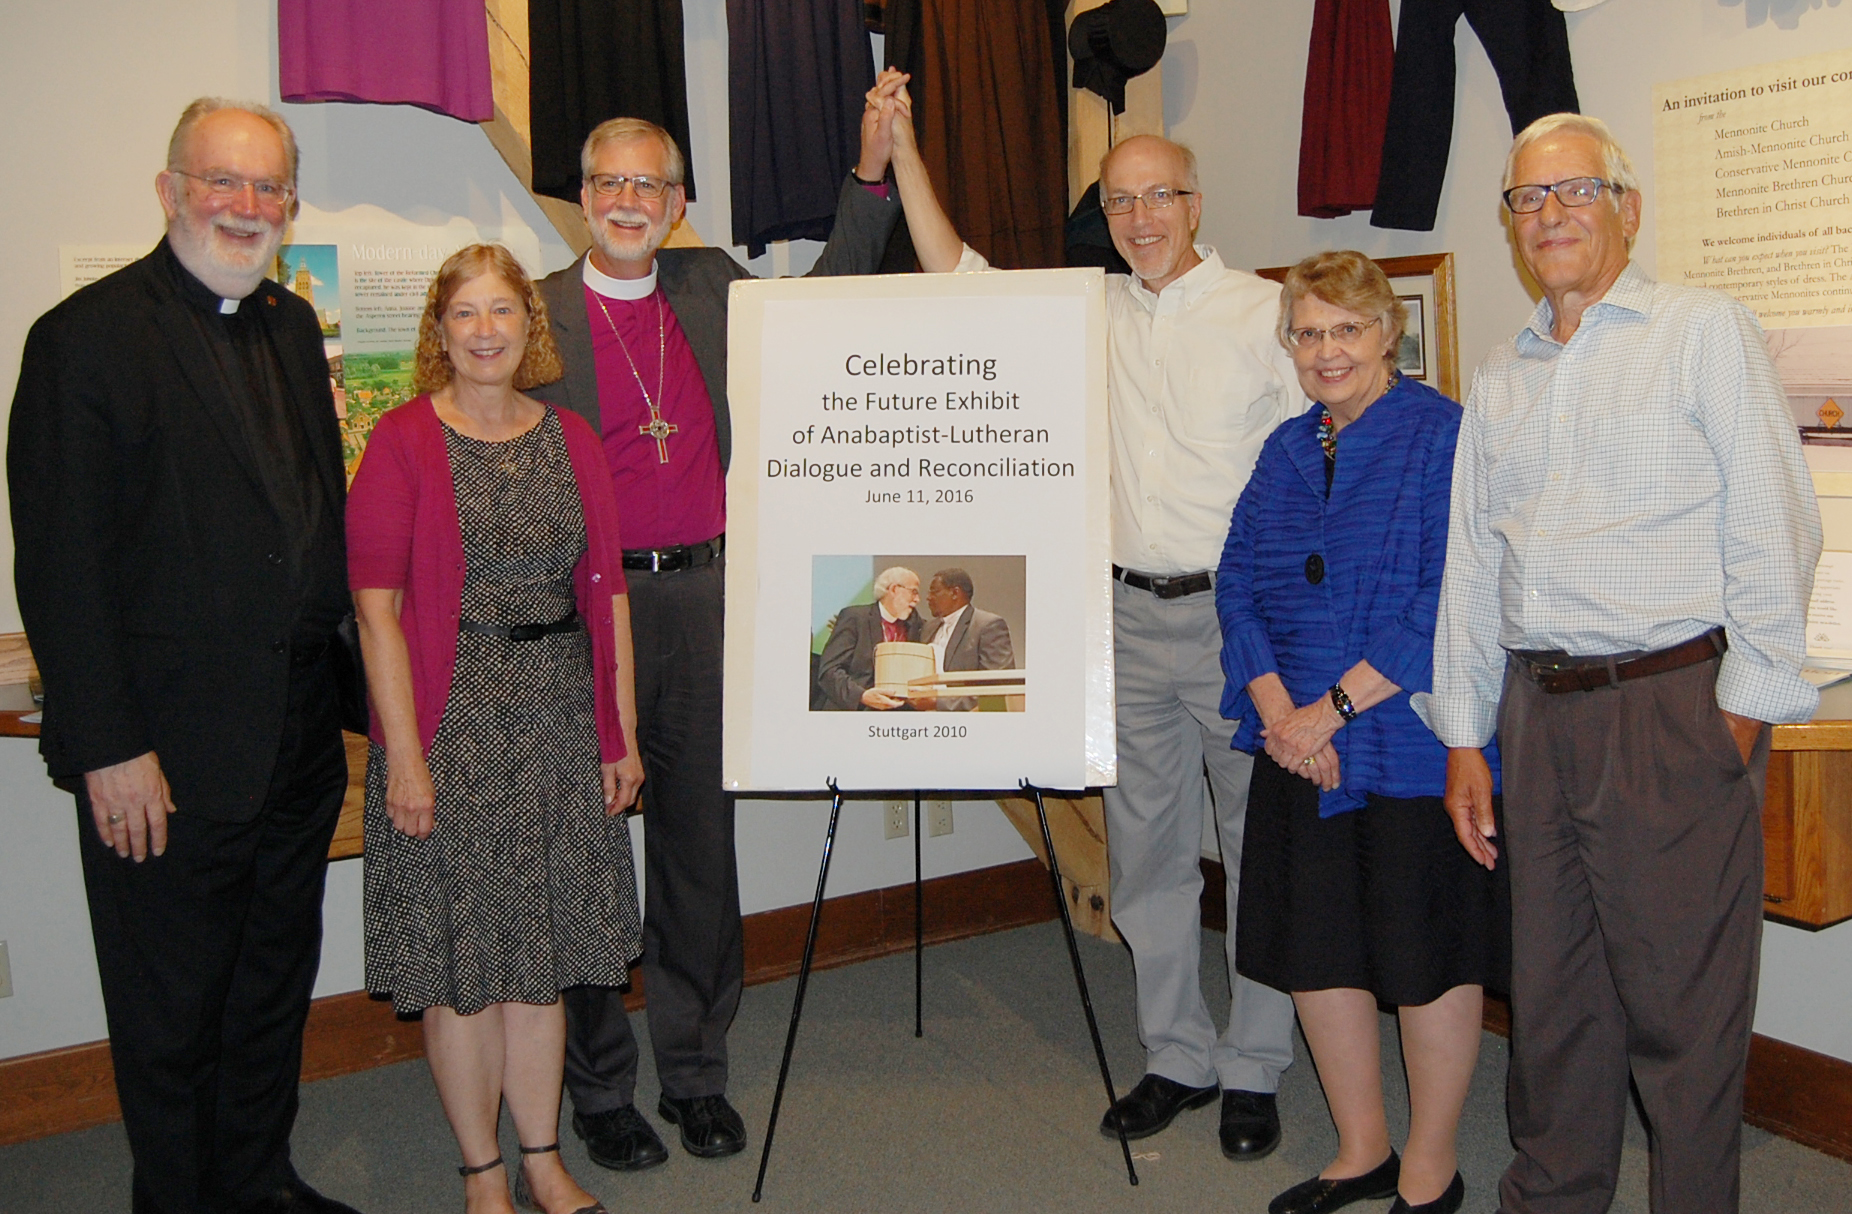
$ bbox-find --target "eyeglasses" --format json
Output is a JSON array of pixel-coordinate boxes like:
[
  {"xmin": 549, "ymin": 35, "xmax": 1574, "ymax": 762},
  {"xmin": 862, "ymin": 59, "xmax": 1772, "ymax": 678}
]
[
  {"xmin": 171, "ymin": 169, "xmax": 293, "ymax": 206},
  {"xmin": 1100, "ymin": 188, "xmax": 1195, "ymax": 216},
  {"xmin": 1502, "ymin": 177, "xmax": 1621, "ymax": 214},
  {"xmin": 1286, "ymin": 317, "xmax": 1381, "ymax": 350},
  {"xmin": 587, "ymin": 174, "xmax": 671, "ymax": 199}
]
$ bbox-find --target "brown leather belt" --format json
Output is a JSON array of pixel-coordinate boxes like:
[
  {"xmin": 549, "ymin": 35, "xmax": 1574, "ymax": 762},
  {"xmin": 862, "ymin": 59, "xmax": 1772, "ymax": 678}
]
[
  {"xmin": 1513, "ymin": 627, "xmax": 1726, "ymax": 694},
  {"xmin": 1112, "ymin": 565, "xmax": 1213, "ymax": 599}
]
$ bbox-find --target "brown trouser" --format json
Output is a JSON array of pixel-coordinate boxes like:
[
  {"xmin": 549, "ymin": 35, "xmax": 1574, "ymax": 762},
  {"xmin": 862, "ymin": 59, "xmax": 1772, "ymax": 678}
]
[{"xmin": 1496, "ymin": 654, "xmax": 1767, "ymax": 1214}]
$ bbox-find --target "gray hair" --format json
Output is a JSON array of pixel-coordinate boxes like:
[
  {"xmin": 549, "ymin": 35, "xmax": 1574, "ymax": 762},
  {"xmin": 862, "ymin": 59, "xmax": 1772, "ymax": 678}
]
[
  {"xmin": 167, "ymin": 98, "xmax": 300, "ymax": 216},
  {"xmin": 1503, "ymin": 112, "xmax": 1640, "ymax": 196},
  {"xmin": 872, "ymin": 566, "xmax": 918, "ymax": 597},
  {"xmin": 581, "ymin": 117, "xmax": 686, "ymax": 186},
  {"xmin": 1275, "ymin": 250, "xmax": 1406, "ymax": 369},
  {"xmin": 1099, "ymin": 135, "xmax": 1200, "ymax": 194}
]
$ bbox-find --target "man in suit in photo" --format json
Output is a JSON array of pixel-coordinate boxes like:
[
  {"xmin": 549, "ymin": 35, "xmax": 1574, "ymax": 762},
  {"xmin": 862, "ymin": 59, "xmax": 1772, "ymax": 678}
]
[
  {"xmin": 815, "ymin": 566, "xmax": 928, "ymax": 711},
  {"xmin": 530, "ymin": 70, "xmax": 959, "ymax": 1167},
  {"xmin": 920, "ymin": 567, "xmax": 1014, "ymax": 711},
  {"xmin": 8, "ymin": 99, "xmax": 359, "ymax": 1214}
]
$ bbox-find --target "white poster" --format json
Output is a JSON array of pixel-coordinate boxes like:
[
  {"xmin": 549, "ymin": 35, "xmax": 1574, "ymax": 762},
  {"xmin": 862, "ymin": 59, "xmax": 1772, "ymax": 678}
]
[{"xmin": 722, "ymin": 269, "xmax": 1113, "ymax": 792}]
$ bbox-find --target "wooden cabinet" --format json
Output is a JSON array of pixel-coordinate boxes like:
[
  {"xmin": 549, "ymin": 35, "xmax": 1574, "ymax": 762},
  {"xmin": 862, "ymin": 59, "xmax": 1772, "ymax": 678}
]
[{"xmin": 1765, "ymin": 697, "xmax": 1852, "ymax": 928}]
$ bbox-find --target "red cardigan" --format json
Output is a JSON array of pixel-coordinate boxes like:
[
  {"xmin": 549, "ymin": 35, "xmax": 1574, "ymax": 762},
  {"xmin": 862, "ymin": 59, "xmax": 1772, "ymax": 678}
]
[{"xmin": 346, "ymin": 395, "xmax": 630, "ymax": 760}]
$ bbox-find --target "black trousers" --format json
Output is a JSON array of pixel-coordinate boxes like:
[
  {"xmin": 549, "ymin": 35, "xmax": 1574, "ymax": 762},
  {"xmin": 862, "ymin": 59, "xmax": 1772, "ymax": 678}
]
[
  {"xmin": 1496, "ymin": 655, "xmax": 1765, "ymax": 1214},
  {"xmin": 1371, "ymin": 0, "xmax": 1579, "ymax": 232},
  {"xmin": 79, "ymin": 657, "xmax": 347, "ymax": 1214},
  {"xmin": 564, "ymin": 556, "xmax": 742, "ymax": 1107}
]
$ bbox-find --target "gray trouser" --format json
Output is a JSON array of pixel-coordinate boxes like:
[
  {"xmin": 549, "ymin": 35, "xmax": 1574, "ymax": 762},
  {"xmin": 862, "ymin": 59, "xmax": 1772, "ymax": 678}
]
[
  {"xmin": 1497, "ymin": 654, "xmax": 1765, "ymax": 1214},
  {"xmin": 1102, "ymin": 578, "xmax": 1297, "ymax": 1092}
]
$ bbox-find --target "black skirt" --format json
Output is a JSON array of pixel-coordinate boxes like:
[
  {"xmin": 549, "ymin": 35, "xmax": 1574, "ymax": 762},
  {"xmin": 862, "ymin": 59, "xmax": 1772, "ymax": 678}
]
[{"xmin": 1236, "ymin": 753, "xmax": 1510, "ymax": 1006}]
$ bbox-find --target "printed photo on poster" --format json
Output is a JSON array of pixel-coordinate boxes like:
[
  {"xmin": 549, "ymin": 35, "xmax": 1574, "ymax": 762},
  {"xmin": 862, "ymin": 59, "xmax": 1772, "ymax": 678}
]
[{"xmin": 810, "ymin": 555, "xmax": 1027, "ymax": 713}]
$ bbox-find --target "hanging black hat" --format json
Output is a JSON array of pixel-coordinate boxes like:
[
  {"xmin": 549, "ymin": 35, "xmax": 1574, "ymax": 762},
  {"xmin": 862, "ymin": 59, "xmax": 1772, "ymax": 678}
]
[{"xmin": 1069, "ymin": 0, "xmax": 1167, "ymax": 116}]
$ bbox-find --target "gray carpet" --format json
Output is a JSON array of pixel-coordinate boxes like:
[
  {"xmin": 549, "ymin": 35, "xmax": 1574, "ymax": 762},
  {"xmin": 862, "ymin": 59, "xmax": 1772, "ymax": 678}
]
[{"xmin": 3, "ymin": 922, "xmax": 1847, "ymax": 1212}]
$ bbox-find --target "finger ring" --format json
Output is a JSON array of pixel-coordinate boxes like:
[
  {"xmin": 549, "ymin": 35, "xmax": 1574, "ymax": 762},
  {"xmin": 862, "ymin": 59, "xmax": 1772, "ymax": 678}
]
[
  {"xmin": 108, "ymin": 813, "xmax": 124, "ymax": 823},
  {"xmin": 1302, "ymin": 757, "xmax": 1314, "ymax": 765}
]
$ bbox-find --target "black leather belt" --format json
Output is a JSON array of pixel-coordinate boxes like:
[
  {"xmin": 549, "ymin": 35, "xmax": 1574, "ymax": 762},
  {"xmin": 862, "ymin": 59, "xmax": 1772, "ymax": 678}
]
[
  {"xmin": 622, "ymin": 534, "xmax": 724, "ymax": 573},
  {"xmin": 1112, "ymin": 564, "xmax": 1213, "ymax": 600},
  {"xmin": 459, "ymin": 611, "xmax": 583, "ymax": 642},
  {"xmin": 1513, "ymin": 627, "xmax": 1725, "ymax": 694}
]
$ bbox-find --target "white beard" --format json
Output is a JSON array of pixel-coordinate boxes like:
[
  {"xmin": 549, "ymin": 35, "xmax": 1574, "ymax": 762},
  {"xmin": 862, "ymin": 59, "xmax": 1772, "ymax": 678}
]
[{"xmin": 168, "ymin": 210, "xmax": 285, "ymax": 300}]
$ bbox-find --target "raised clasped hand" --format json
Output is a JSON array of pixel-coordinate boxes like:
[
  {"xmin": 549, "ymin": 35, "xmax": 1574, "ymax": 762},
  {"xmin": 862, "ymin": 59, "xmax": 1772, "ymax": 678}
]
[{"xmin": 858, "ymin": 67, "xmax": 913, "ymax": 180}]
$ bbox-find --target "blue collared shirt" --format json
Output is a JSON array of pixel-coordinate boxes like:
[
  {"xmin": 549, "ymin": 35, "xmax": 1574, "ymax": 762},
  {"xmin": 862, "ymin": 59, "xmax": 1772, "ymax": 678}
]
[{"xmin": 1417, "ymin": 262, "xmax": 1822, "ymax": 747}]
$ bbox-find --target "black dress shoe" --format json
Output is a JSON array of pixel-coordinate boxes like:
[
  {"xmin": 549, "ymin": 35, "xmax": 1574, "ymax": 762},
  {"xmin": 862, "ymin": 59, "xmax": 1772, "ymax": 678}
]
[
  {"xmin": 658, "ymin": 1093, "xmax": 747, "ymax": 1158},
  {"xmin": 573, "ymin": 1105, "xmax": 670, "ymax": 1172},
  {"xmin": 1098, "ymin": 1073, "xmax": 1219, "ymax": 1140},
  {"xmin": 1219, "ymin": 1089, "xmax": 1281, "ymax": 1160},
  {"xmin": 1388, "ymin": 1172, "xmax": 1464, "ymax": 1214},
  {"xmin": 242, "ymin": 1180, "xmax": 363, "ymax": 1214},
  {"xmin": 1268, "ymin": 1151, "xmax": 1400, "ymax": 1214}
]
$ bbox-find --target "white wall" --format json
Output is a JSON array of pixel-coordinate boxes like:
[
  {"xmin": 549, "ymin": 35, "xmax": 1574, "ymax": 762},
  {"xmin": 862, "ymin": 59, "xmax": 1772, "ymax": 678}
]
[
  {"xmin": 1165, "ymin": 0, "xmax": 1852, "ymax": 1062},
  {"xmin": 0, "ymin": 0, "xmax": 1026, "ymax": 1064}
]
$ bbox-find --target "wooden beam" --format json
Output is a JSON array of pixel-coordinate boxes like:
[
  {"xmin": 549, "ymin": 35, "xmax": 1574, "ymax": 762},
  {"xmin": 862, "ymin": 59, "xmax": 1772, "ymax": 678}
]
[{"xmin": 996, "ymin": 793, "xmax": 1116, "ymax": 941}]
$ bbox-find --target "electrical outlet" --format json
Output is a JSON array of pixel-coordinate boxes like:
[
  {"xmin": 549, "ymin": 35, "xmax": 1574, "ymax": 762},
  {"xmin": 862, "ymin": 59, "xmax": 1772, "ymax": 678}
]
[
  {"xmin": 0, "ymin": 940, "xmax": 12, "ymax": 999},
  {"xmin": 927, "ymin": 799, "xmax": 954, "ymax": 837},
  {"xmin": 884, "ymin": 800, "xmax": 910, "ymax": 840}
]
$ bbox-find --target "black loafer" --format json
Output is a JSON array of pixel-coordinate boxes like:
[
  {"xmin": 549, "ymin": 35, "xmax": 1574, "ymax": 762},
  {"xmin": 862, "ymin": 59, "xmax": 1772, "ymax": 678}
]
[
  {"xmin": 1098, "ymin": 1073, "xmax": 1219, "ymax": 1140},
  {"xmin": 1219, "ymin": 1089, "xmax": 1281, "ymax": 1160},
  {"xmin": 658, "ymin": 1093, "xmax": 747, "ymax": 1158},
  {"xmin": 572, "ymin": 1105, "xmax": 669, "ymax": 1172},
  {"xmin": 1388, "ymin": 1172, "xmax": 1464, "ymax": 1214},
  {"xmin": 1269, "ymin": 1151, "xmax": 1400, "ymax": 1214}
]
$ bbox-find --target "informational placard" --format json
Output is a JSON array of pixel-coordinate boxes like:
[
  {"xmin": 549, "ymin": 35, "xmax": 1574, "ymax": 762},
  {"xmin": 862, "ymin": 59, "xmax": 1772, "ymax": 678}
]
[
  {"xmin": 722, "ymin": 269, "xmax": 1114, "ymax": 792},
  {"xmin": 1653, "ymin": 49, "xmax": 1852, "ymax": 330}
]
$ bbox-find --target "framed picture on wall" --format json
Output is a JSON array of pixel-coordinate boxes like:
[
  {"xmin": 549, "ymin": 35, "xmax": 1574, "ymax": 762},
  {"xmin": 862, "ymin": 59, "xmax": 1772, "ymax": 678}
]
[{"xmin": 1254, "ymin": 252, "xmax": 1460, "ymax": 401}]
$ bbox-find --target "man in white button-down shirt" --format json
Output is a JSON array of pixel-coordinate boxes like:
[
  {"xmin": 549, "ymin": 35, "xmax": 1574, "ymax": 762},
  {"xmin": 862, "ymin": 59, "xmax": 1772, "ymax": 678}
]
[
  {"xmin": 904, "ymin": 127, "xmax": 1307, "ymax": 1158},
  {"xmin": 1088, "ymin": 135, "xmax": 1304, "ymax": 1160},
  {"xmin": 1423, "ymin": 114, "xmax": 1820, "ymax": 1214}
]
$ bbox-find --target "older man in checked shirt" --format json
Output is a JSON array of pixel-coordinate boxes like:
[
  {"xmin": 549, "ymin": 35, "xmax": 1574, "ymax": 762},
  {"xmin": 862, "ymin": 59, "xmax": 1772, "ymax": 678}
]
[{"xmin": 1422, "ymin": 113, "xmax": 1820, "ymax": 1214}]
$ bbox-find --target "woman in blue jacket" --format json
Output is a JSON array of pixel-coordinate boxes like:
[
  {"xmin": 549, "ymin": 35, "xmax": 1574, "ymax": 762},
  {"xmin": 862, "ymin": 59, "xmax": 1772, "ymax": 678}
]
[{"xmin": 1217, "ymin": 251, "xmax": 1506, "ymax": 1214}]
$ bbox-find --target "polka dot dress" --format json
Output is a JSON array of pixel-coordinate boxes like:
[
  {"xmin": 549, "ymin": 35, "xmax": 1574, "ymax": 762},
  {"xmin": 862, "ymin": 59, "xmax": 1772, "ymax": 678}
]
[{"xmin": 363, "ymin": 409, "xmax": 641, "ymax": 1015}]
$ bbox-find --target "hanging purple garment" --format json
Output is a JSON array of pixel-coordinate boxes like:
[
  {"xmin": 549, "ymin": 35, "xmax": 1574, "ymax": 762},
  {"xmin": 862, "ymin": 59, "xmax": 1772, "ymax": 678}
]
[{"xmin": 279, "ymin": 0, "xmax": 493, "ymax": 124}]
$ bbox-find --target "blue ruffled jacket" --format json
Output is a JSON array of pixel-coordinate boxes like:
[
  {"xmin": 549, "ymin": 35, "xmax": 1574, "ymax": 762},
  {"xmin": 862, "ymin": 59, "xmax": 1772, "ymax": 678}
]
[{"xmin": 1216, "ymin": 376, "xmax": 1500, "ymax": 815}]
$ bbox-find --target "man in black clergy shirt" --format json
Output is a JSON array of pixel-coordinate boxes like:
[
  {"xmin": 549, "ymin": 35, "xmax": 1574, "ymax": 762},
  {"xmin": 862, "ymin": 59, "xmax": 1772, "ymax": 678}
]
[
  {"xmin": 533, "ymin": 71, "xmax": 962, "ymax": 1168},
  {"xmin": 8, "ymin": 99, "xmax": 359, "ymax": 1214}
]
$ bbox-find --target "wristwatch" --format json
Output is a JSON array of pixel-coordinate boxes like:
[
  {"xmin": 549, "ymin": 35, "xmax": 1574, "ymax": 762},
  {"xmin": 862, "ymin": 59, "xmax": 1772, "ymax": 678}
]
[{"xmin": 1328, "ymin": 683, "xmax": 1358, "ymax": 723}]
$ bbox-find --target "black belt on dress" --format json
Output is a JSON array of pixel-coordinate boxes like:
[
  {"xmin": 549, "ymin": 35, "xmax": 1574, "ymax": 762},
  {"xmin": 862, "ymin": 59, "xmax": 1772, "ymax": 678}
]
[
  {"xmin": 1512, "ymin": 627, "xmax": 1726, "ymax": 694},
  {"xmin": 458, "ymin": 611, "xmax": 583, "ymax": 642},
  {"xmin": 1112, "ymin": 564, "xmax": 1213, "ymax": 599},
  {"xmin": 622, "ymin": 534, "xmax": 724, "ymax": 573}
]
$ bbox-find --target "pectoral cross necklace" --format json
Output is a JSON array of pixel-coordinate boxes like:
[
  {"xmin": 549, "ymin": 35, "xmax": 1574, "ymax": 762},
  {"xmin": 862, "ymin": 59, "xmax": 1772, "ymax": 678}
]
[{"xmin": 592, "ymin": 289, "xmax": 677, "ymax": 463}]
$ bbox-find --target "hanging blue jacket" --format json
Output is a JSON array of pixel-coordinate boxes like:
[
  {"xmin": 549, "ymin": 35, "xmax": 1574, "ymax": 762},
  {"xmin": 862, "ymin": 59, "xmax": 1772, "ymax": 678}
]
[{"xmin": 1216, "ymin": 375, "xmax": 1500, "ymax": 815}]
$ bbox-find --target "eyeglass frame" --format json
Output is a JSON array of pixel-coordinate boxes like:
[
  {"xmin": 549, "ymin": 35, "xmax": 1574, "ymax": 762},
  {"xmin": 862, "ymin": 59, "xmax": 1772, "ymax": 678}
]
[
  {"xmin": 585, "ymin": 173, "xmax": 674, "ymax": 200},
  {"xmin": 1100, "ymin": 187, "xmax": 1197, "ymax": 216},
  {"xmin": 169, "ymin": 168, "xmax": 294, "ymax": 206},
  {"xmin": 1501, "ymin": 176, "xmax": 1623, "ymax": 215},
  {"xmin": 1286, "ymin": 317, "xmax": 1384, "ymax": 350}
]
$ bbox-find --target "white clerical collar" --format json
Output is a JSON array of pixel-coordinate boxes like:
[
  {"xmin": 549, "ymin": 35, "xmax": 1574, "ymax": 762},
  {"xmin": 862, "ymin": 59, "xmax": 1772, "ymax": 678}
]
[
  {"xmin": 879, "ymin": 603, "xmax": 907, "ymax": 624},
  {"xmin": 582, "ymin": 256, "xmax": 658, "ymax": 300},
  {"xmin": 219, "ymin": 298, "xmax": 240, "ymax": 314}
]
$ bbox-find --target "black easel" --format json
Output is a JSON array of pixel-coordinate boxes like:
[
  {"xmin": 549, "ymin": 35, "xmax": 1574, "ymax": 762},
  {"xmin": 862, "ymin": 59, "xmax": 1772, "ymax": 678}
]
[{"xmin": 750, "ymin": 780, "xmax": 1136, "ymax": 1201}]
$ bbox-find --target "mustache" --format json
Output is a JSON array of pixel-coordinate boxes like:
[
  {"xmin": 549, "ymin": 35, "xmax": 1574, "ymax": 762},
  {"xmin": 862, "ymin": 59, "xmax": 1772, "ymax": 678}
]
[
  {"xmin": 213, "ymin": 215, "xmax": 278, "ymax": 238},
  {"xmin": 604, "ymin": 207, "xmax": 656, "ymax": 229}
]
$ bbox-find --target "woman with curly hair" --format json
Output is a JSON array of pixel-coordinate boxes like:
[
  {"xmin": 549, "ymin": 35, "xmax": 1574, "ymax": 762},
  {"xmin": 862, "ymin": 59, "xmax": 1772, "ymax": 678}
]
[{"xmin": 347, "ymin": 243, "xmax": 643, "ymax": 1214}]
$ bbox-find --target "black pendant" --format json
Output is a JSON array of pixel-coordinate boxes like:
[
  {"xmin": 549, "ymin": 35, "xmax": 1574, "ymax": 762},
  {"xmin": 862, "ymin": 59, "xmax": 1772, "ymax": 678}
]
[{"xmin": 1305, "ymin": 554, "xmax": 1325, "ymax": 585}]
